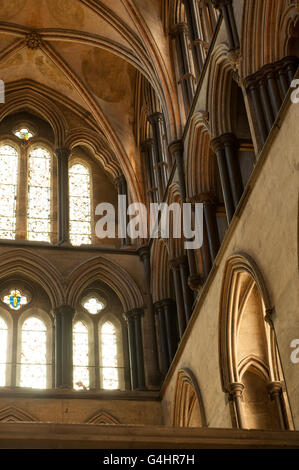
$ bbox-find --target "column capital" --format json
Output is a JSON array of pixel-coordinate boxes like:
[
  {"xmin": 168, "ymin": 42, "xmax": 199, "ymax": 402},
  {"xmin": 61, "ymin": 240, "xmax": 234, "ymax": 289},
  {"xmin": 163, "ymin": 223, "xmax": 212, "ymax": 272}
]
[
  {"xmin": 114, "ymin": 173, "xmax": 126, "ymax": 189},
  {"xmin": 188, "ymin": 192, "xmax": 218, "ymax": 205},
  {"xmin": 170, "ymin": 22, "xmax": 189, "ymax": 37},
  {"xmin": 138, "ymin": 245, "xmax": 151, "ymax": 261},
  {"xmin": 141, "ymin": 138, "xmax": 154, "ymax": 153},
  {"xmin": 211, "ymin": 133, "xmax": 239, "ymax": 152},
  {"xmin": 168, "ymin": 139, "xmax": 184, "ymax": 157},
  {"xmin": 188, "ymin": 274, "xmax": 203, "ymax": 291},
  {"xmin": 148, "ymin": 112, "xmax": 164, "ymax": 125},
  {"xmin": 211, "ymin": 0, "xmax": 232, "ymax": 10},
  {"xmin": 125, "ymin": 308, "xmax": 144, "ymax": 321},
  {"xmin": 268, "ymin": 381, "xmax": 285, "ymax": 398},
  {"xmin": 170, "ymin": 256, "xmax": 188, "ymax": 270},
  {"xmin": 55, "ymin": 147, "xmax": 71, "ymax": 161},
  {"xmin": 53, "ymin": 305, "xmax": 75, "ymax": 318},
  {"xmin": 229, "ymin": 382, "xmax": 245, "ymax": 398}
]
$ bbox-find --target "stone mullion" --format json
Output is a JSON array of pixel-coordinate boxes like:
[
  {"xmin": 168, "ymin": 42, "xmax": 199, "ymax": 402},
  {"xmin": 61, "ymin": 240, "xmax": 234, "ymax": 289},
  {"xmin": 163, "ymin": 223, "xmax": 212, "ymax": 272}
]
[
  {"xmin": 93, "ymin": 320, "xmax": 100, "ymax": 390},
  {"xmin": 10, "ymin": 316, "xmax": 18, "ymax": 387},
  {"xmin": 53, "ymin": 305, "xmax": 75, "ymax": 389},
  {"xmin": 55, "ymin": 147, "xmax": 71, "ymax": 245},
  {"xmin": 16, "ymin": 144, "xmax": 27, "ymax": 240}
]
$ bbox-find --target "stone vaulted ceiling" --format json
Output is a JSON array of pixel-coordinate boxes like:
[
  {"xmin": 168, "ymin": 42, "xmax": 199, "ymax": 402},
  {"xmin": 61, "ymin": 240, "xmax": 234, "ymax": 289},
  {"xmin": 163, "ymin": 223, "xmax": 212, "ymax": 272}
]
[{"xmin": 0, "ymin": 0, "xmax": 178, "ymax": 202}]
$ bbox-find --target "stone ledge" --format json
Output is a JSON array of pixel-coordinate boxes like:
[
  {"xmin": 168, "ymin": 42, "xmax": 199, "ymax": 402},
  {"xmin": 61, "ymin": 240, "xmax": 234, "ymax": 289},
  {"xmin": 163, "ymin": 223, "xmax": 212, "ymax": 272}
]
[{"xmin": 0, "ymin": 423, "xmax": 299, "ymax": 449}]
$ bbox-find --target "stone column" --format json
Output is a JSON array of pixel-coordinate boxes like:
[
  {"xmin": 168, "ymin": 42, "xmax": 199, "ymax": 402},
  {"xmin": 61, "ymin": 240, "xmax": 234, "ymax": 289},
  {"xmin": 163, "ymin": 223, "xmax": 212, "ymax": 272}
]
[
  {"xmin": 229, "ymin": 382, "xmax": 246, "ymax": 429},
  {"xmin": 141, "ymin": 139, "xmax": 158, "ymax": 204},
  {"xmin": 162, "ymin": 299, "xmax": 179, "ymax": 363},
  {"xmin": 154, "ymin": 301, "xmax": 169, "ymax": 377},
  {"xmin": 211, "ymin": 134, "xmax": 243, "ymax": 223},
  {"xmin": 138, "ymin": 246, "xmax": 161, "ymax": 387},
  {"xmin": 148, "ymin": 112, "xmax": 168, "ymax": 200},
  {"xmin": 268, "ymin": 381, "xmax": 288, "ymax": 430},
  {"xmin": 125, "ymin": 312, "xmax": 138, "ymax": 390},
  {"xmin": 55, "ymin": 148, "xmax": 71, "ymax": 244},
  {"xmin": 115, "ymin": 174, "xmax": 131, "ymax": 247},
  {"xmin": 53, "ymin": 305, "xmax": 75, "ymax": 389},
  {"xmin": 182, "ymin": 0, "xmax": 204, "ymax": 77},
  {"xmin": 170, "ymin": 259, "xmax": 186, "ymax": 339},
  {"xmin": 211, "ymin": 0, "xmax": 240, "ymax": 51},
  {"xmin": 169, "ymin": 140, "xmax": 186, "ymax": 202},
  {"xmin": 125, "ymin": 309, "xmax": 146, "ymax": 390},
  {"xmin": 171, "ymin": 23, "xmax": 195, "ymax": 113},
  {"xmin": 177, "ymin": 256, "xmax": 193, "ymax": 323}
]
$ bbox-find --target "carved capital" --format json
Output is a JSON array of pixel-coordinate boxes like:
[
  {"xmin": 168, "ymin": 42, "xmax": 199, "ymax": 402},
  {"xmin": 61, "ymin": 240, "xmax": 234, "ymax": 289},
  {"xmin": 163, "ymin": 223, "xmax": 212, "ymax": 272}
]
[
  {"xmin": 125, "ymin": 308, "xmax": 144, "ymax": 321},
  {"xmin": 168, "ymin": 139, "xmax": 184, "ymax": 158},
  {"xmin": 55, "ymin": 147, "xmax": 71, "ymax": 161}
]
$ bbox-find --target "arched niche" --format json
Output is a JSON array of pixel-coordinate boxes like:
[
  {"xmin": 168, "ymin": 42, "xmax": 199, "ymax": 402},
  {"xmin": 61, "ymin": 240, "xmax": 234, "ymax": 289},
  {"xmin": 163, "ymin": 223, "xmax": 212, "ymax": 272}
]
[
  {"xmin": 219, "ymin": 253, "xmax": 293, "ymax": 430},
  {"xmin": 173, "ymin": 369, "xmax": 207, "ymax": 428}
]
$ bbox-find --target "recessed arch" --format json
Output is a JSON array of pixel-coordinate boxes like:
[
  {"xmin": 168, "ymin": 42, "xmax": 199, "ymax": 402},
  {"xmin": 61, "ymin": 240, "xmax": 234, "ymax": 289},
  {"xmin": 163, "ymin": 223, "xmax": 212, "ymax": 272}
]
[
  {"xmin": 173, "ymin": 369, "xmax": 207, "ymax": 428},
  {"xmin": 66, "ymin": 256, "xmax": 144, "ymax": 313}
]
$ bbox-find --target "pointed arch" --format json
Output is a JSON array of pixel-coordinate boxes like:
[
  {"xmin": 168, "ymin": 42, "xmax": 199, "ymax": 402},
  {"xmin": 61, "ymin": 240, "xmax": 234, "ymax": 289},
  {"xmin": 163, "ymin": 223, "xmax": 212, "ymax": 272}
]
[
  {"xmin": 66, "ymin": 256, "xmax": 144, "ymax": 313},
  {"xmin": 151, "ymin": 238, "xmax": 172, "ymax": 304},
  {"xmin": 207, "ymin": 43, "xmax": 234, "ymax": 138},
  {"xmin": 86, "ymin": 410, "xmax": 120, "ymax": 425},
  {"xmin": 241, "ymin": 0, "xmax": 299, "ymax": 77},
  {"xmin": 173, "ymin": 369, "xmax": 207, "ymax": 428},
  {"xmin": 0, "ymin": 249, "xmax": 64, "ymax": 308},
  {"xmin": 0, "ymin": 406, "xmax": 37, "ymax": 423}
]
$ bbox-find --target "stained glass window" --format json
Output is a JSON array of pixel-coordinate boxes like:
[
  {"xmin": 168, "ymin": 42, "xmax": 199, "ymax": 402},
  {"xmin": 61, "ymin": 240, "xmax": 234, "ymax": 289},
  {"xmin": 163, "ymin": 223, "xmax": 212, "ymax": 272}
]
[
  {"xmin": 73, "ymin": 321, "xmax": 89, "ymax": 390},
  {"xmin": 3, "ymin": 289, "xmax": 28, "ymax": 310},
  {"xmin": 27, "ymin": 147, "xmax": 52, "ymax": 242},
  {"xmin": 69, "ymin": 163, "xmax": 92, "ymax": 246},
  {"xmin": 20, "ymin": 317, "xmax": 47, "ymax": 389},
  {"xmin": 14, "ymin": 128, "xmax": 34, "ymax": 141},
  {"xmin": 0, "ymin": 317, "xmax": 8, "ymax": 387},
  {"xmin": 0, "ymin": 145, "xmax": 18, "ymax": 240},
  {"xmin": 83, "ymin": 297, "xmax": 104, "ymax": 315},
  {"xmin": 101, "ymin": 322, "xmax": 119, "ymax": 390}
]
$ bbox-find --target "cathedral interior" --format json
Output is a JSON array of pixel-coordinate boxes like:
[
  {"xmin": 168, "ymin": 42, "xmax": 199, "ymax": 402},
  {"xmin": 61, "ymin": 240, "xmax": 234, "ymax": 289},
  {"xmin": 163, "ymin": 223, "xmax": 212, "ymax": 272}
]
[{"xmin": 0, "ymin": 0, "xmax": 299, "ymax": 449}]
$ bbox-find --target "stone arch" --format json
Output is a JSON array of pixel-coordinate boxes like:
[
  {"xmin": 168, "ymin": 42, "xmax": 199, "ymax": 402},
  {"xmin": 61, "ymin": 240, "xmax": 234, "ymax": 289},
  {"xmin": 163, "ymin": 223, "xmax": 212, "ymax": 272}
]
[
  {"xmin": 173, "ymin": 369, "xmax": 207, "ymax": 428},
  {"xmin": 241, "ymin": 0, "xmax": 299, "ymax": 78},
  {"xmin": 66, "ymin": 256, "xmax": 144, "ymax": 313},
  {"xmin": 0, "ymin": 406, "xmax": 37, "ymax": 423},
  {"xmin": 0, "ymin": 249, "xmax": 64, "ymax": 308},
  {"xmin": 86, "ymin": 410, "xmax": 120, "ymax": 425},
  {"xmin": 207, "ymin": 44, "xmax": 234, "ymax": 138},
  {"xmin": 219, "ymin": 253, "xmax": 293, "ymax": 430},
  {"xmin": 0, "ymin": 83, "xmax": 67, "ymax": 146},
  {"xmin": 151, "ymin": 238, "xmax": 172, "ymax": 304},
  {"xmin": 186, "ymin": 112, "xmax": 222, "ymax": 202}
]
